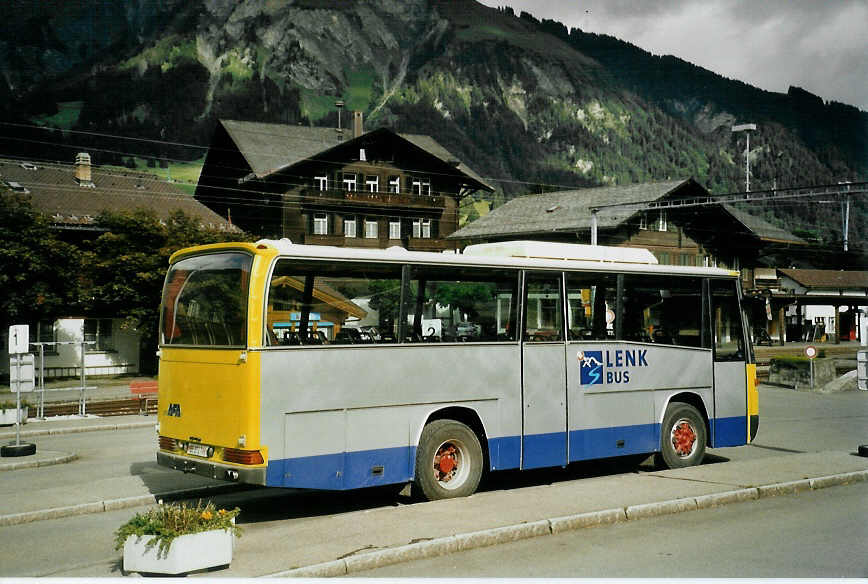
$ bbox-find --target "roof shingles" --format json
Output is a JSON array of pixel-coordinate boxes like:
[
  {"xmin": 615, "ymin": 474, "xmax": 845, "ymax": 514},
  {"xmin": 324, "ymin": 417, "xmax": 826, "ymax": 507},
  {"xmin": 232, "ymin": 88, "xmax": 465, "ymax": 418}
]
[{"xmin": 0, "ymin": 159, "xmax": 234, "ymax": 230}]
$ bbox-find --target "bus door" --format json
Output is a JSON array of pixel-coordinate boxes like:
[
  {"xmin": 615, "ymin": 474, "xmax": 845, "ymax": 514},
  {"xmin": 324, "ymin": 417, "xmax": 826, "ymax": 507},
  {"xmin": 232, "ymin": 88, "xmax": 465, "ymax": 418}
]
[
  {"xmin": 710, "ymin": 279, "xmax": 749, "ymax": 446},
  {"xmin": 521, "ymin": 271, "xmax": 568, "ymax": 469}
]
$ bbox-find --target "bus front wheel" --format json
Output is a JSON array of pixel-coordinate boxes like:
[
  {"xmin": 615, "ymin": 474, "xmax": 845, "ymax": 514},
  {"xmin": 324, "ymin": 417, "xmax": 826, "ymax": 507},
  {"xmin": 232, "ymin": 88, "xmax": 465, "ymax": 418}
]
[
  {"xmin": 657, "ymin": 403, "xmax": 706, "ymax": 469},
  {"xmin": 414, "ymin": 419, "xmax": 483, "ymax": 500}
]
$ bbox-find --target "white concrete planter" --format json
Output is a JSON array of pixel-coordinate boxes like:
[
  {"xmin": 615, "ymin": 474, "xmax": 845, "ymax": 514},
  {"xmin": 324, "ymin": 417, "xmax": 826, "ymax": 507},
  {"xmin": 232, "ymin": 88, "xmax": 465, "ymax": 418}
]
[
  {"xmin": 122, "ymin": 527, "xmax": 234, "ymax": 575},
  {"xmin": 0, "ymin": 408, "xmax": 28, "ymax": 426}
]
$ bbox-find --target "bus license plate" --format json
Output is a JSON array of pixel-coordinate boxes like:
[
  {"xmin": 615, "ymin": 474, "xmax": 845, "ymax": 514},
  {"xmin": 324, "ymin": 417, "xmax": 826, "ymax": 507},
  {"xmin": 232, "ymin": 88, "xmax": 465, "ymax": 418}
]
[{"xmin": 186, "ymin": 443, "xmax": 209, "ymax": 458}]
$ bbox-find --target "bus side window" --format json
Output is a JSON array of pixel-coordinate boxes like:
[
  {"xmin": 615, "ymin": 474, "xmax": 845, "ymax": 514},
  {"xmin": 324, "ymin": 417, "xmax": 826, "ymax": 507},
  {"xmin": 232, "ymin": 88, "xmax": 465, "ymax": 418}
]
[
  {"xmin": 711, "ymin": 279, "xmax": 745, "ymax": 361},
  {"xmin": 524, "ymin": 273, "xmax": 564, "ymax": 342},
  {"xmin": 566, "ymin": 273, "xmax": 617, "ymax": 340},
  {"xmin": 409, "ymin": 265, "xmax": 519, "ymax": 343},
  {"xmin": 620, "ymin": 275, "xmax": 703, "ymax": 347},
  {"xmin": 265, "ymin": 260, "xmax": 402, "ymax": 345}
]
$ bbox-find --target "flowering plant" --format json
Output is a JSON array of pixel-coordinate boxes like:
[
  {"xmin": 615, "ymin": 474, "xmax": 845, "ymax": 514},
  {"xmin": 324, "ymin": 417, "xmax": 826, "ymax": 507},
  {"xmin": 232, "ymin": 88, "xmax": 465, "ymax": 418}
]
[{"xmin": 114, "ymin": 501, "xmax": 241, "ymax": 558}]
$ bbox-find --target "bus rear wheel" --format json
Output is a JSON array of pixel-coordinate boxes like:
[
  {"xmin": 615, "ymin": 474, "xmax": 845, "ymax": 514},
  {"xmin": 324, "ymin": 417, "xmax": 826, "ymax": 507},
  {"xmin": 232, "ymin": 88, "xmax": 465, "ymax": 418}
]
[
  {"xmin": 657, "ymin": 402, "xmax": 706, "ymax": 469},
  {"xmin": 414, "ymin": 419, "xmax": 483, "ymax": 501}
]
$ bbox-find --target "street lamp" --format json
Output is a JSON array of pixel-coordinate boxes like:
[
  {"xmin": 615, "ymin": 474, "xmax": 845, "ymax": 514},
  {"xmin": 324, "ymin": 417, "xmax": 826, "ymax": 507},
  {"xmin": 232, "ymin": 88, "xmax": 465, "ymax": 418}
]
[{"xmin": 732, "ymin": 123, "xmax": 756, "ymax": 192}]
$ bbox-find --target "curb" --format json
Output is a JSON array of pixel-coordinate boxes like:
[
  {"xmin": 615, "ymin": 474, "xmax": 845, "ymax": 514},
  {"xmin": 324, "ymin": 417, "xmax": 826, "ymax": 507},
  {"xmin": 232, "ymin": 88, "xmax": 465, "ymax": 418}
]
[
  {"xmin": 0, "ymin": 483, "xmax": 251, "ymax": 527},
  {"xmin": 265, "ymin": 469, "xmax": 868, "ymax": 578},
  {"xmin": 0, "ymin": 451, "xmax": 77, "ymax": 472},
  {"xmin": 0, "ymin": 420, "xmax": 156, "ymax": 440}
]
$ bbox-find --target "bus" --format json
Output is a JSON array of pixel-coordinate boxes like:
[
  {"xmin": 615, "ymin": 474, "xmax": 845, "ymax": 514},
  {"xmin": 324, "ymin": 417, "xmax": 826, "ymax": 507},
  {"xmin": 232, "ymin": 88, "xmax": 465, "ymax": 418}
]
[{"xmin": 156, "ymin": 239, "xmax": 758, "ymax": 500}]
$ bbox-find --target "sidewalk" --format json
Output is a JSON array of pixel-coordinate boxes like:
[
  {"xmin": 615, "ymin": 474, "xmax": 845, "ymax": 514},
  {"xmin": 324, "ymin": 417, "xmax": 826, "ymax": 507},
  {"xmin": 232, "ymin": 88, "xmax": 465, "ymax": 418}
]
[{"xmin": 0, "ymin": 411, "xmax": 866, "ymax": 577}]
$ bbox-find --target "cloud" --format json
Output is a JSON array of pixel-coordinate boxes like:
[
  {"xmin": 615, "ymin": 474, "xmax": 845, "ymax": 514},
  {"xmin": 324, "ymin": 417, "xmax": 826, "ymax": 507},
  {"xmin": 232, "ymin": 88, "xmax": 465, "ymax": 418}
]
[{"xmin": 478, "ymin": 0, "xmax": 868, "ymax": 110}]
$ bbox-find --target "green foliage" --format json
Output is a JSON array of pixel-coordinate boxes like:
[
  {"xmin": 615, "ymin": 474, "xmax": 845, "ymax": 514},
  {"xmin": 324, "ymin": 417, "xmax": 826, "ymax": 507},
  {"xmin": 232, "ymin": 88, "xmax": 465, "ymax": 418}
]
[
  {"xmin": 0, "ymin": 194, "xmax": 84, "ymax": 331},
  {"xmin": 80, "ymin": 209, "xmax": 248, "ymax": 372},
  {"xmin": 430, "ymin": 282, "xmax": 495, "ymax": 319},
  {"xmin": 366, "ymin": 279, "xmax": 402, "ymax": 325},
  {"xmin": 114, "ymin": 501, "xmax": 241, "ymax": 559}
]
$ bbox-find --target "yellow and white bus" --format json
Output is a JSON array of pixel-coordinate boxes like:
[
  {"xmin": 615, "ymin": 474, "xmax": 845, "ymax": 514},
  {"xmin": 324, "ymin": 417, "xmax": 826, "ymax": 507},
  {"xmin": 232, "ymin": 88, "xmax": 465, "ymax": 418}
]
[{"xmin": 156, "ymin": 239, "xmax": 758, "ymax": 500}]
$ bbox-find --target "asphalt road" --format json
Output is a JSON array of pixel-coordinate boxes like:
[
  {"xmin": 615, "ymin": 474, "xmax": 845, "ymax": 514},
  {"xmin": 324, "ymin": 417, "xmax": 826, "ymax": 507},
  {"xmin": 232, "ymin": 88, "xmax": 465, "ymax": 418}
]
[
  {"xmin": 356, "ymin": 480, "xmax": 868, "ymax": 578},
  {"xmin": 0, "ymin": 384, "xmax": 865, "ymax": 577}
]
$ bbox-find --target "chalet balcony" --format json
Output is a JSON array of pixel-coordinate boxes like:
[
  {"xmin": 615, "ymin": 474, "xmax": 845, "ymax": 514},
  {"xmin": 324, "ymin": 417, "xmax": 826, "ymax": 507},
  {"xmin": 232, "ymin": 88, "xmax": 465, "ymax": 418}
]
[
  {"xmin": 301, "ymin": 234, "xmax": 452, "ymax": 252},
  {"xmin": 301, "ymin": 187, "xmax": 444, "ymax": 210}
]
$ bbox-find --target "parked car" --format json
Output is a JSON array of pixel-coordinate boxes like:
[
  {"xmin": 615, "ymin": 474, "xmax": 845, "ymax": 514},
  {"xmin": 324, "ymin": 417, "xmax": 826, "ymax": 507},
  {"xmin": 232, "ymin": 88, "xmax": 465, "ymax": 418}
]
[
  {"xmin": 335, "ymin": 328, "xmax": 372, "ymax": 344},
  {"xmin": 456, "ymin": 321, "xmax": 481, "ymax": 340}
]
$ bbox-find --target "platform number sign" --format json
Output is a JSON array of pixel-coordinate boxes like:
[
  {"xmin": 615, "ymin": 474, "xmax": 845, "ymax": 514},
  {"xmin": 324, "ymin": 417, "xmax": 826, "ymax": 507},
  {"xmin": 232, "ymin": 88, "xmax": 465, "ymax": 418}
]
[{"xmin": 8, "ymin": 324, "xmax": 29, "ymax": 354}]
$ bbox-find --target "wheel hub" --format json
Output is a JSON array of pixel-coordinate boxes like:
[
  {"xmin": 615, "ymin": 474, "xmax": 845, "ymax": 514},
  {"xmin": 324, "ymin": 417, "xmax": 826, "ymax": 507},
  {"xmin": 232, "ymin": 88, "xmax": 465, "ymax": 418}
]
[
  {"xmin": 434, "ymin": 443, "xmax": 459, "ymax": 482},
  {"xmin": 671, "ymin": 419, "xmax": 697, "ymax": 457}
]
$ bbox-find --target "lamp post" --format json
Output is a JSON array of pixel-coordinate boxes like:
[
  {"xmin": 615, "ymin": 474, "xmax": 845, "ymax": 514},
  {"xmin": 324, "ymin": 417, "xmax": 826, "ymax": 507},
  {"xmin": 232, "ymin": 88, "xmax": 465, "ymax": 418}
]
[{"xmin": 732, "ymin": 123, "xmax": 756, "ymax": 192}]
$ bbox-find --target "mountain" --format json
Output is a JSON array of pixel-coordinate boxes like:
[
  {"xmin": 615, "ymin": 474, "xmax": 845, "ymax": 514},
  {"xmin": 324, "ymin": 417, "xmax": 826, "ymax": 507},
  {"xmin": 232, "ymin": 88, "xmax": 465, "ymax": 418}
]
[{"xmin": 1, "ymin": 0, "xmax": 865, "ymax": 253}]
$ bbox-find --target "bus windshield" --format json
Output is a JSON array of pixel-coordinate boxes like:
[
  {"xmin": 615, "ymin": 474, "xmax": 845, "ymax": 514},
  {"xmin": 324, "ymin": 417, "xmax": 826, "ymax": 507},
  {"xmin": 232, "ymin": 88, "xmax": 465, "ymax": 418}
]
[{"xmin": 160, "ymin": 252, "xmax": 252, "ymax": 347}]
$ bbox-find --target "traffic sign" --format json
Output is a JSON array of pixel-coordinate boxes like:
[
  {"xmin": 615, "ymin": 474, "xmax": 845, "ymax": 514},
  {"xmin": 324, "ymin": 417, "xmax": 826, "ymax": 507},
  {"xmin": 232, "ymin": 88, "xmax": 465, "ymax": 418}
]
[{"xmin": 805, "ymin": 345, "xmax": 818, "ymax": 359}]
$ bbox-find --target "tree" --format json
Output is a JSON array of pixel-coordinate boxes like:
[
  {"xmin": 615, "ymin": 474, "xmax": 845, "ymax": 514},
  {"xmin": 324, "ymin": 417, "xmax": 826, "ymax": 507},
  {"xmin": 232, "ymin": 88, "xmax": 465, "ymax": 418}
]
[
  {"xmin": 82, "ymin": 208, "xmax": 246, "ymax": 373},
  {"xmin": 0, "ymin": 193, "xmax": 83, "ymax": 332}
]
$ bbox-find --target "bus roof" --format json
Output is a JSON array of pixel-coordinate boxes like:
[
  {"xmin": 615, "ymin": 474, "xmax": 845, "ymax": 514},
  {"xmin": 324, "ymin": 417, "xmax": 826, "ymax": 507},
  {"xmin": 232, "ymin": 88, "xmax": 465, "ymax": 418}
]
[{"xmin": 170, "ymin": 238, "xmax": 739, "ymax": 278}]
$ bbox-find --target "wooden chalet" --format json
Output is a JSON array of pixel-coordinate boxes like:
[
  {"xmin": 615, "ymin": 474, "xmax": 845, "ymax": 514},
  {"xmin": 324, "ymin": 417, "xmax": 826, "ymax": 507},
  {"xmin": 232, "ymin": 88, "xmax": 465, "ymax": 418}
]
[
  {"xmin": 194, "ymin": 116, "xmax": 494, "ymax": 250},
  {"xmin": 448, "ymin": 178, "xmax": 807, "ymax": 277}
]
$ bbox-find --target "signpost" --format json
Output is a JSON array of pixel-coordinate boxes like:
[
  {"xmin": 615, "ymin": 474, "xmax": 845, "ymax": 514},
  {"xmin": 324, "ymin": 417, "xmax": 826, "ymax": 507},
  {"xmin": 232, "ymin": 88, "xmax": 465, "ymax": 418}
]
[
  {"xmin": 2, "ymin": 325, "xmax": 37, "ymax": 457},
  {"xmin": 805, "ymin": 345, "xmax": 818, "ymax": 390}
]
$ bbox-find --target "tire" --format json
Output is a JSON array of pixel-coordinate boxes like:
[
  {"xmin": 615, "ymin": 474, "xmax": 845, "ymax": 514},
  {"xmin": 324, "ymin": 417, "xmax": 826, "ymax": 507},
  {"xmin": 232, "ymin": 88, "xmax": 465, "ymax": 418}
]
[
  {"xmin": 657, "ymin": 402, "xmax": 707, "ymax": 469},
  {"xmin": 413, "ymin": 419, "xmax": 483, "ymax": 501}
]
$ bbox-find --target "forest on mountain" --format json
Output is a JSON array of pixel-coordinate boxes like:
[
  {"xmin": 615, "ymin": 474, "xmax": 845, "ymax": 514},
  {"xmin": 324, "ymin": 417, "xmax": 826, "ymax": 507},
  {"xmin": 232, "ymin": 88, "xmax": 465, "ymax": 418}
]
[{"xmin": 1, "ymin": 0, "xmax": 865, "ymax": 252}]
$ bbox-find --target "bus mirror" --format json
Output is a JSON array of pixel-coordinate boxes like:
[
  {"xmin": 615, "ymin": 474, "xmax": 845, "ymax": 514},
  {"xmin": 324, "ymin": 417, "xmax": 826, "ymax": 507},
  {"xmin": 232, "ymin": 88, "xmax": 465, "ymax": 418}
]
[{"xmin": 659, "ymin": 289, "xmax": 671, "ymax": 299}]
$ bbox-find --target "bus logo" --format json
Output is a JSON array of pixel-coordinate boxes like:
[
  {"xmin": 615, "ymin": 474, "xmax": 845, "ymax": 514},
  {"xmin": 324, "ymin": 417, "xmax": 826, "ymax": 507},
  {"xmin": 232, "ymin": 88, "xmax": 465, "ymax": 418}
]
[
  {"xmin": 578, "ymin": 351, "xmax": 604, "ymax": 385},
  {"xmin": 167, "ymin": 403, "xmax": 182, "ymax": 417}
]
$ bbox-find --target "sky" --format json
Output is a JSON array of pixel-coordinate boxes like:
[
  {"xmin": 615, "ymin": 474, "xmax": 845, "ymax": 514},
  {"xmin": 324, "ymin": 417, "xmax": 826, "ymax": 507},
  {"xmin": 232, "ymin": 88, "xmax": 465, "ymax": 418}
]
[{"xmin": 477, "ymin": 0, "xmax": 868, "ymax": 111}]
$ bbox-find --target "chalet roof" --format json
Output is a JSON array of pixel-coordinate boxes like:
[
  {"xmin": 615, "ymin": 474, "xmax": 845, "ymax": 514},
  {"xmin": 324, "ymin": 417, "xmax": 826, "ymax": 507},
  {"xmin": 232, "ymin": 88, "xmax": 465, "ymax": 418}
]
[
  {"xmin": 219, "ymin": 119, "xmax": 493, "ymax": 191},
  {"xmin": 0, "ymin": 158, "xmax": 235, "ymax": 231},
  {"xmin": 778, "ymin": 269, "xmax": 868, "ymax": 289},
  {"xmin": 448, "ymin": 179, "xmax": 695, "ymax": 239},
  {"xmin": 449, "ymin": 178, "xmax": 805, "ymax": 246},
  {"xmin": 721, "ymin": 205, "xmax": 806, "ymax": 245}
]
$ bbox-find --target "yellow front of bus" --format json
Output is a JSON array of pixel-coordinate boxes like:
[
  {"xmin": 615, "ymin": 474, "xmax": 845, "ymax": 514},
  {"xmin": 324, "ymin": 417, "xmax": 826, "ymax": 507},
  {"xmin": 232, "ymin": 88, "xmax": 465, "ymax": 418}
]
[{"xmin": 156, "ymin": 243, "xmax": 275, "ymax": 486}]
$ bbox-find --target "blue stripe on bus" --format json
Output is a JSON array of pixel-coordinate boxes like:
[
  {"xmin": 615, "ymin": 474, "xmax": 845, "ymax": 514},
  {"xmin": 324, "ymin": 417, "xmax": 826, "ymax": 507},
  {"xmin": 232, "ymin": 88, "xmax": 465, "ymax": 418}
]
[
  {"xmin": 569, "ymin": 423, "xmax": 659, "ymax": 461},
  {"xmin": 488, "ymin": 435, "xmax": 521, "ymax": 470},
  {"xmin": 265, "ymin": 417, "xmax": 747, "ymax": 489},
  {"xmin": 711, "ymin": 415, "xmax": 747, "ymax": 448}
]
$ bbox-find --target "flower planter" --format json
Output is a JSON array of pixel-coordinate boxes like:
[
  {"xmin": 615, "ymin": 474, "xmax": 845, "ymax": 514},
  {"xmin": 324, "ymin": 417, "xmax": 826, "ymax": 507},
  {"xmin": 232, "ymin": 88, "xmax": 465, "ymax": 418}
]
[
  {"xmin": 123, "ymin": 527, "xmax": 233, "ymax": 575},
  {"xmin": 0, "ymin": 408, "xmax": 28, "ymax": 426}
]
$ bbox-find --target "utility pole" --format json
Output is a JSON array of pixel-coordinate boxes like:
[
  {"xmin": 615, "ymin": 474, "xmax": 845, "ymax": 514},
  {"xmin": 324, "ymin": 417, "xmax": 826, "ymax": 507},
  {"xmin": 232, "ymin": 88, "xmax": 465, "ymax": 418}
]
[
  {"xmin": 840, "ymin": 181, "xmax": 851, "ymax": 252},
  {"xmin": 732, "ymin": 123, "xmax": 757, "ymax": 192}
]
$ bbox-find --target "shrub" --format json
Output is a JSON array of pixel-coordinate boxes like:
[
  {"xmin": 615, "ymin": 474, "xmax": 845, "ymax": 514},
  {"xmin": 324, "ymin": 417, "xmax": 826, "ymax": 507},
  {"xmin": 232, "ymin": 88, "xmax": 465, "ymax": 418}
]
[{"xmin": 114, "ymin": 501, "xmax": 241, "ymax": 558}]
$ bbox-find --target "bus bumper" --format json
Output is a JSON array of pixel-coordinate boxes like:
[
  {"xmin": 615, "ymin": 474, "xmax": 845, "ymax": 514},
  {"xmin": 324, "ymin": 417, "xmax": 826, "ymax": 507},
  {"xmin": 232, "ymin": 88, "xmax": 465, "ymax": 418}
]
[{"xmin": 157, "ymin": 451, "xmax": 267, "ymax": 486}]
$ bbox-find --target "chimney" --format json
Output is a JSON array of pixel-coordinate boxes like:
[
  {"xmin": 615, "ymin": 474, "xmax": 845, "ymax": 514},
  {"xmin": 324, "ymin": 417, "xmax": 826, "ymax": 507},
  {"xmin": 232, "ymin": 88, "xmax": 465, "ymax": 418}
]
[
  {"xmin": 74, "ymin": 152, "xmax": 93, "ymax": 186},
  {"xmin": 352, "ymin": 110, "xmax": 364, "ymax": 139}
]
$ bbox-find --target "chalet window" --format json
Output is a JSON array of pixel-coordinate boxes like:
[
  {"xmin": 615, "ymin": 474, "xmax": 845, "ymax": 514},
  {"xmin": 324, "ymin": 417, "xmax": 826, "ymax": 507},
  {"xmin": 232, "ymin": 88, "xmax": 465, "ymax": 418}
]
[
  {"xmin": 388, "ymin": 176, "xmax": 400, "ymax": 193},
  {"xmin": 364, "ymin": 219, "xmax": 378, "ymax": 239},
  {"xmin": 412, "ymin": 177, "xmax": 431, "ymax": 196},
  {"xmin": 344, "ymin": 216, "xmax": 357, "ymax": 238},
  {"xmin": 639, "ymin": 213, "xmax": 648, "ymax": 230},
  {"xmin": 657, "ymin": 211, "xmax": 668, "ymax": 232},
  {"xmin": 315, "ymin": 176, "xmax": 328, "ymax": 191},
  {"xmin": 84, "ymin": 318, "xmax": 114, "ymax": 352},
  {"xmin": 313, "ymin": 213, "xmax": 328, "ymax": 235},
  {"xmin": 365, "ymin": 175, "xmax": 379, "ymax": 192},
  {"xmin": 342, "ymin": 173, "xmax": 357, "ymax": 192},
  {"xmin": 412, "ymin": 218, "xmax": 433, "ymax": 238},
  {"xmin": 389, "ymin": 218, "xmax": 401, "ymax": 240}
]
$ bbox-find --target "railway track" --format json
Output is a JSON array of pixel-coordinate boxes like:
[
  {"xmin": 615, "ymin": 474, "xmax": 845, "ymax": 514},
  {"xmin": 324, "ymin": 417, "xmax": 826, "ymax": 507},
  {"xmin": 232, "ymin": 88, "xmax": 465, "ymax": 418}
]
[{"xmin": 34, "ymin": 398, "xmax": 158, "ymax": 418}]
